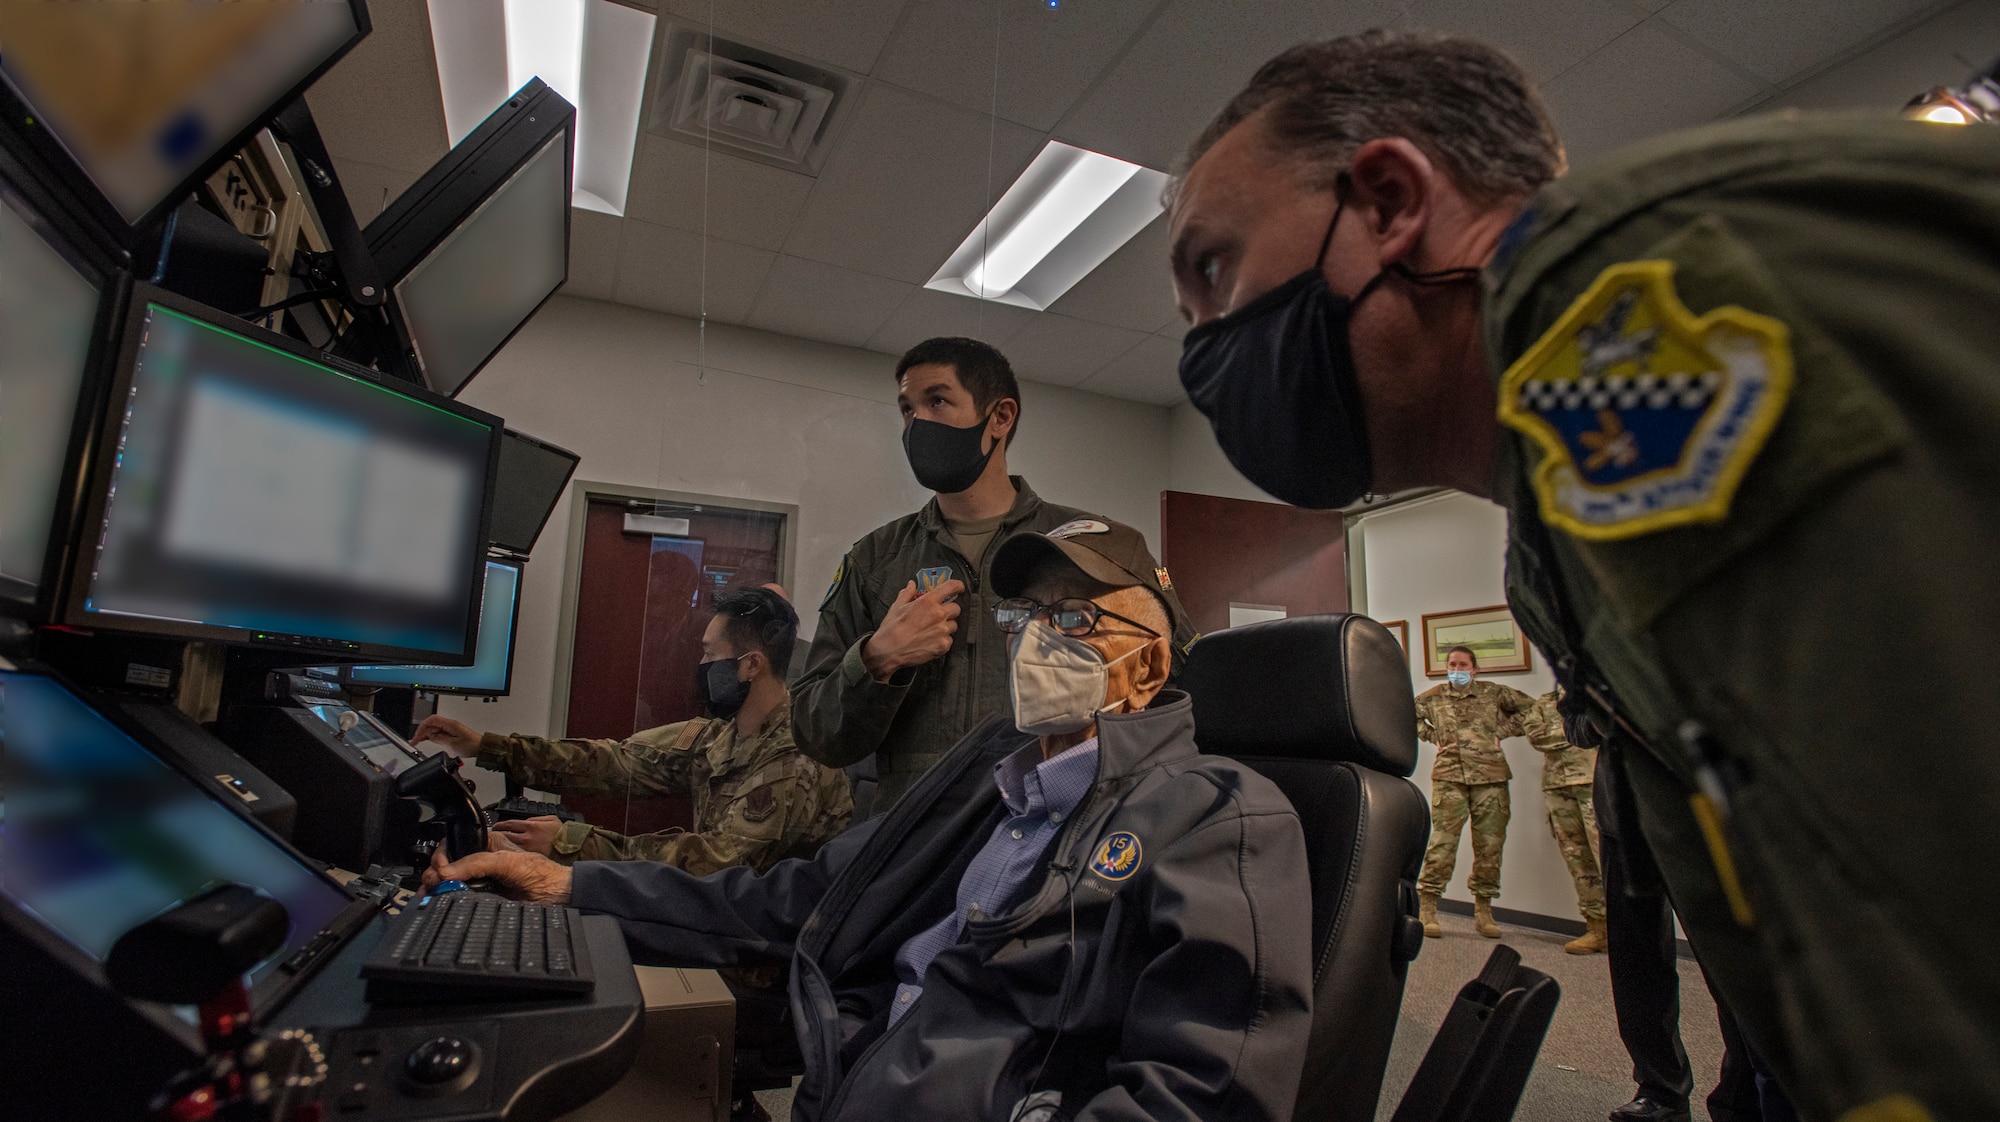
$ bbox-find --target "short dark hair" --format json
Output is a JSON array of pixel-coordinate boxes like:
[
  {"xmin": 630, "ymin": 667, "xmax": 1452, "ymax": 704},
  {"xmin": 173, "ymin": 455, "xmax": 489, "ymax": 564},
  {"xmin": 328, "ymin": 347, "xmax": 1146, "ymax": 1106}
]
[
  {"xmin": 713, "ymin": 587, "xmax": 798, "ymax": 674},
  {"xmin": 895, "ymin": 336, "xmax": 1022, "ymax": 447},
  {"xmin": 1446, "ymin": 644, "xmax": 1479, "ymax": 668},
  {"xmin": 1179, "ymin": 30, "xmax": 1564, "ymax": 206}
]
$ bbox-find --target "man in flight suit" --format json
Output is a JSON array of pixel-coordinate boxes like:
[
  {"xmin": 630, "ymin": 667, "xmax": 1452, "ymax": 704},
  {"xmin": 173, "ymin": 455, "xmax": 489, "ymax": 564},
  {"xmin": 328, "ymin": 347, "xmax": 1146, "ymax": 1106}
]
[
  {"xmin": 1518, "ymin": 686, "xmax": 1606, "ymax": 954},
  {"xmin": 793, "ymin": 336, "xmax": 1193, "ymax": 813},
  {"xmin": 1166, "ymin": 28, "xmax": 2000, "ymax": 1119},
  {"xmin": 412, "ymin": 587, "xmax": 851, "ymax": 875},
  {"xmin": 1414, "ymin": 645, "xmax": 1534, "ymax": 939}
]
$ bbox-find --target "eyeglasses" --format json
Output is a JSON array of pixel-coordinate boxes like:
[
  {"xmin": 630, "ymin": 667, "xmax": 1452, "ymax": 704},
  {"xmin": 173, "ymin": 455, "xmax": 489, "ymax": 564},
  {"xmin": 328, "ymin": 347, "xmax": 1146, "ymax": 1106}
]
[{"xmin": 992, "ymin": 597, "xmax": 1161, "ymax": 639}]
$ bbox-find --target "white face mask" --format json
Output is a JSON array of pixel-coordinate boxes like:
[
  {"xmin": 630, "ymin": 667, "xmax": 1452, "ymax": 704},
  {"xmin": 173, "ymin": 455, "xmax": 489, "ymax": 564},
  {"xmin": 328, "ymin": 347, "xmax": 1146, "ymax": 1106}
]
[{"xmin": 1008, "ymin": 620, "xmax": 1145, "ymax": 736}]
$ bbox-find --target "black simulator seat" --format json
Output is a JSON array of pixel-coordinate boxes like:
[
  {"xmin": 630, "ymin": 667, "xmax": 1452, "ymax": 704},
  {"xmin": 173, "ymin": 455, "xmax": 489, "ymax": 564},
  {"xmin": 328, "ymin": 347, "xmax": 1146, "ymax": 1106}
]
[{"xmin": 1184, "ymin": 613, "xmax": 1431, "ymax": 1120}]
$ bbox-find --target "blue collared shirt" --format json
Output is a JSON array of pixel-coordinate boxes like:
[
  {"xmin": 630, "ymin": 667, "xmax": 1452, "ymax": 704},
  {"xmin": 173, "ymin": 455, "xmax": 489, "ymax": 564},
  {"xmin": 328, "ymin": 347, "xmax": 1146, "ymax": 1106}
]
[{"xmin": 887, "ymin": 736, "xmax": 1100, "ymax": 1025}]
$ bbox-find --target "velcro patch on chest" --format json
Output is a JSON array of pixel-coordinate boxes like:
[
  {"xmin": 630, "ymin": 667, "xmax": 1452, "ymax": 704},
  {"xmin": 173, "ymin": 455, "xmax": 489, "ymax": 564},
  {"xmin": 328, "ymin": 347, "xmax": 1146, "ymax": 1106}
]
[
  {"xmin": 1088, "ymin": 831, "xmax": 1143, "ymax": 882},
  {"xmin": 1497, "ymin": 260, "xmax": 1792, "ymax": 541},
  {"xmin": 740, "ymin": 783, "xmax": 777, "ymax": 822}
]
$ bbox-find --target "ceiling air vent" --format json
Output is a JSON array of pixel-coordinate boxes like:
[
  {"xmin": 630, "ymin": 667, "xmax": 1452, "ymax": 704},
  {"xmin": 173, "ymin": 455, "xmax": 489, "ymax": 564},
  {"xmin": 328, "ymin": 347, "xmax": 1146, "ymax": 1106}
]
[{"xmin": 647, "ymin": 24, "xmax": 856, "ymax": 176}]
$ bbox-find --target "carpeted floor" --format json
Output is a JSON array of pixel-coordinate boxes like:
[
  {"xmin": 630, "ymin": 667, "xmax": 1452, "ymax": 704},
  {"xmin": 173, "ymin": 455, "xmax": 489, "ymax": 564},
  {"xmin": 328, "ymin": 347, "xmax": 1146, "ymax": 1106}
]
[{"xmin": 751, "ymin": 910, "xmax": 1730, "ymax": 1122}]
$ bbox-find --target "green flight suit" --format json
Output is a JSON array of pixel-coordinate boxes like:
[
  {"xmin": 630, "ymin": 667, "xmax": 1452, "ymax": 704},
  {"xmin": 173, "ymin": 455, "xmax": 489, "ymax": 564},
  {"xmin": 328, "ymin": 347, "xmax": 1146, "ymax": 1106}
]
[
  {"xmin": 1484, "ymin": 112, "xmax": 2000, "ymax": 1119},
  {"xmin": 793, "ymin": 478, "xmax": 1197, "ymax": 810}
]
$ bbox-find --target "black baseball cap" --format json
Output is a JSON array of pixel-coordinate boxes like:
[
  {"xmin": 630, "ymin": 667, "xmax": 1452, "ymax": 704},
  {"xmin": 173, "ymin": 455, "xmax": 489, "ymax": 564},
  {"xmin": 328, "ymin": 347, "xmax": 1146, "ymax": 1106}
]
[{"xmin": 992, "ymin": 517, "xmax": 1192, "ymax": 638}]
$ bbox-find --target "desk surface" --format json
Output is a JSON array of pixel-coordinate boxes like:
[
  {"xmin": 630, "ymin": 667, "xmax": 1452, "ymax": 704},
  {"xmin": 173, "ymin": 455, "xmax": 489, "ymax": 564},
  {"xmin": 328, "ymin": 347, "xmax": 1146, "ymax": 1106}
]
[{"xmin": 270, "ymin": 912, "xmax": 645, "ymax": 1121}]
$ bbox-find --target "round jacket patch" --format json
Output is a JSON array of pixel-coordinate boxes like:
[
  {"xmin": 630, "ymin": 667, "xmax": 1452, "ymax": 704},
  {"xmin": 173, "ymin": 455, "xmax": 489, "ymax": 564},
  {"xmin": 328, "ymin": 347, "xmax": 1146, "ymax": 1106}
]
[{"xmin": 1089, "ymin": 832, "xmax": 1143, "ymax": 881}]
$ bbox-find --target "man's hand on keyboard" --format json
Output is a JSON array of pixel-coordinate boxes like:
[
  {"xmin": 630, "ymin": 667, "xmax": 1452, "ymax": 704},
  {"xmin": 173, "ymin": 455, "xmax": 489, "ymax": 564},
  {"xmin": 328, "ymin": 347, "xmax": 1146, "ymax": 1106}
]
[
  {"xmin": 492, "ymin": 815, "xmax": 562, "ymax": 856},
  {"xmin": 426, "ymin": 847, "xmax": 572, "ymax": 906}
]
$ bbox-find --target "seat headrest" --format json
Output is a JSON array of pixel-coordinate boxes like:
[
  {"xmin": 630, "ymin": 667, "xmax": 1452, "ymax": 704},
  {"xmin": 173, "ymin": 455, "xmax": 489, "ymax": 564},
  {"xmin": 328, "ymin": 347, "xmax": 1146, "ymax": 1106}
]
[{"xmin": 1183, "ymin": 614, "xmax": 1418, "ymax": 777}]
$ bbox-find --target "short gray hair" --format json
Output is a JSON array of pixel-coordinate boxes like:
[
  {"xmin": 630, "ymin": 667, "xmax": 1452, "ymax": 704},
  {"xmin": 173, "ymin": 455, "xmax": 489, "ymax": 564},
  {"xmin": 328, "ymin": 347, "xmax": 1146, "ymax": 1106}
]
[{"xmin": 1179, "ymin": 30, "xmax": 1564, "ymax": 205}]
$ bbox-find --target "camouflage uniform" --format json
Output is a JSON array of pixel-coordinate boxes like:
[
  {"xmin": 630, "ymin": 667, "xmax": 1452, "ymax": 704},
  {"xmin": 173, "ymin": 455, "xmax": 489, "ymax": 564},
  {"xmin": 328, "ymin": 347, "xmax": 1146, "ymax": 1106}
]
[
  {"xmin": 473, "ymin": 705, "xmax": 852, "ymax": 875},
  {"xmin": 1516, "ymin": 690, "xmax": 1603, "ymax": 921},
  {"xmin": 1414, "ymin": 679, "xmax": 1535, "ymax": 900}
]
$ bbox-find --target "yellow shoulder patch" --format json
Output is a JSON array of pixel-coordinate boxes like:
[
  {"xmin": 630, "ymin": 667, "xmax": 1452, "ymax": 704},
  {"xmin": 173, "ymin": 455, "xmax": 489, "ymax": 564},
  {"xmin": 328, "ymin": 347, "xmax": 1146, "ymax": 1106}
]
[{"xmin": 1496, "ymin": 261, "xmax": 1792, "ymax": 542}]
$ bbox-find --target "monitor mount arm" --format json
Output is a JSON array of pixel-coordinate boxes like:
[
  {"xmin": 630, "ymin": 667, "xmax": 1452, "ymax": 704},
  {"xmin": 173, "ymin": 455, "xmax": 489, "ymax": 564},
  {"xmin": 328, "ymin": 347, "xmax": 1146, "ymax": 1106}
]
[{"xmin": 265, "ymin": 98, "xmax": 418, "ymax": 381}]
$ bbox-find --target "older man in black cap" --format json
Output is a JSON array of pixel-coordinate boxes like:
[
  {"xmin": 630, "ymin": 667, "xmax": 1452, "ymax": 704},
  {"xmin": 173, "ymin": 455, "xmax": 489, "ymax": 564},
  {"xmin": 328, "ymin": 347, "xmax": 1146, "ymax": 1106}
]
[{"xmin": 429, "ymin": 517, "xmax": 1314, "ymax": 1122}]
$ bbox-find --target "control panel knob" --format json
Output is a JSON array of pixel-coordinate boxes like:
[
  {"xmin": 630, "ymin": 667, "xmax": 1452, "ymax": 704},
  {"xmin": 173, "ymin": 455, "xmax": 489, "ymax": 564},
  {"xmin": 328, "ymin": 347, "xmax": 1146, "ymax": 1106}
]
[{"xmin": 404, "ymin": 1036, "xmax": 474, "ymax": 1086}]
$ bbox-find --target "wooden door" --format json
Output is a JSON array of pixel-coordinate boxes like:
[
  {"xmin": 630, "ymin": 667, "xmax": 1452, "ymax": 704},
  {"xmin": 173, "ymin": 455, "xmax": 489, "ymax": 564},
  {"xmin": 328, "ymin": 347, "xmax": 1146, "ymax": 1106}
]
[
  {"xmin": 1158, "ymin": 490, "xmax": 1346, "ymax": 636},
  {"xmin": 562, "ymin": 496, "xmax": 785, "ymax": 834}
]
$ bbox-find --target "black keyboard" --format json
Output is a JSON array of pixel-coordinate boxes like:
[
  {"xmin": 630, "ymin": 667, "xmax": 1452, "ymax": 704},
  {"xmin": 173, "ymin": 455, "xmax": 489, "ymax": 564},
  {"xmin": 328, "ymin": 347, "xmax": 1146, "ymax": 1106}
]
[
  {"xmin": 361, "ymin": 891, "xmax": 594, "ymax": 999},
  {"xmin": 486, "ymin": 796, "xmax": 584, "ymax": 823}
]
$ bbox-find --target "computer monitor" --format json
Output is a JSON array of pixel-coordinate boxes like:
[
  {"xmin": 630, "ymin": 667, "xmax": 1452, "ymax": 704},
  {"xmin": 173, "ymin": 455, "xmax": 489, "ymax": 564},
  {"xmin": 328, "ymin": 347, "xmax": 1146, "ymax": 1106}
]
[
  {"xmin": 345, "ymin": 559, "xmax": 524, "ymax": 696},
  {"xmin": 0, "ymin": 667, "xmax": 365, "ymax": 1016},
  {"xmin": 0, "ymin": 0, "xmax": 367, "ymax": 233},
  {"xmin": 0, "ymin": 143, "xmax": 125, "ymax": 621},
  {"xmin": 64, "ymin": 285, "xmax": 502, "ymax": 664},
  {"xmin": 491, "ymin": 429, "xmax": 581, "ymax": 556},
  {"xmin": 365, "ymin": 78, "xmax": 574, "ymax": 398}
]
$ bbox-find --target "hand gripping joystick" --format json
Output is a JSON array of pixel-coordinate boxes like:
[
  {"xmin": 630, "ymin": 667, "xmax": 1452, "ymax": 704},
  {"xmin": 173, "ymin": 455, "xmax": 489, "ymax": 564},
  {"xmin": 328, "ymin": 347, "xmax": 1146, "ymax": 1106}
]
[{"xmin": 392, "ymin": 750, "xmax": 489, "ymax": 862}]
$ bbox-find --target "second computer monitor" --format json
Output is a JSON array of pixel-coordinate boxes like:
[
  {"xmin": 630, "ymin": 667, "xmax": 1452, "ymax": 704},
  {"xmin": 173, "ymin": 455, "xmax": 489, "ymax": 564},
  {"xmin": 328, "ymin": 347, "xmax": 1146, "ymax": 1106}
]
[
  {"xmin": 345, "ymin": 558, "xmax": 523, "ymax": 696},
  {"xmin": 66, "ymin": 286, "xmax": 501, "ymax": 663},
  {"xmin": 0, "ymin": 141, "xmax": 122, "ymax": 620}
]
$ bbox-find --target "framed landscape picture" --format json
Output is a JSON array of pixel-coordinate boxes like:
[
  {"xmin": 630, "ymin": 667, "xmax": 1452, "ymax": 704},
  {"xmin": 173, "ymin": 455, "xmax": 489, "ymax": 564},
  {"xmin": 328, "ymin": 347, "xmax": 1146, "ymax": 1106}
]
[
  {"xmin": 1378, "ymin": 619, "xmax": 1409, "ymax": 661},
  {"xmin": 1421, "ymin": 605, "xmax": 1532, "ymax": 676}
]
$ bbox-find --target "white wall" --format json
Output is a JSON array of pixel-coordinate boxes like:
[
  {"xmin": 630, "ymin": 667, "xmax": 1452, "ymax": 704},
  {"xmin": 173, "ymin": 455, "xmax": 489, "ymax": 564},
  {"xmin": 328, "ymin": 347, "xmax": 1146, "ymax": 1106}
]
[
  {"xmin": 1165, "ymin": 400, "xmax": 1274, "ymax": 503},
  {"xmin": 437, "ymin": 295, "xmax": 1171, "ymax": 740},
  {"xmin": 1354, "ymin": 491, "xmax": 1589, "ymax": 924}
]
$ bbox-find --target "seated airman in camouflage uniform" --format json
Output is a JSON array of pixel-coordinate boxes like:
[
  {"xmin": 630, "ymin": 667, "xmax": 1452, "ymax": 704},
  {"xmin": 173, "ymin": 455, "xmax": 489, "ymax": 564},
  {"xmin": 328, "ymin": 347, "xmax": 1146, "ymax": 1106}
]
[
  {"xmin": 1414, "ymin": 644, "xmax": 1535, "ymax": 939},
  {"xmin": 413, "ymin": 587, "xmax": 852, "ymax": 877},
  {"xmin": 1516, "ymin": 687, "xmax": 1605, "ymax": 954}
]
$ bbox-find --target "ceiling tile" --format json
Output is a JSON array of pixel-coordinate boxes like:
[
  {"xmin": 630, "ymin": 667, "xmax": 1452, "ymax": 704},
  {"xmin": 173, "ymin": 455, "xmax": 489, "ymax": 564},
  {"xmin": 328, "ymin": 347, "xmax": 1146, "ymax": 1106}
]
[
  {"xmin": 1045, "ymin": 215, "xmax": 1178, "ymax": 333},
  {"xmin": 614, "ymin": 221, "xmax": 776, "ymax": 322},
  {"xmin": 1766, "ymin": 0, "xmax": 2000, "ymax": 112},
  {"xmin": 783, "ymin": 82, "xmax": 1043, "ymax": 283},
  {"xmin": 330, "ymin": 156, "xmax": 421, "ymax": 227},
  {"xmin": 656, "ymin": 0, "xmax": 908, "ymax": 72},
  {"xmin": 1660, "ymin": 0, "xmax": 1937, "ymax": 86},
  {"xmin": 746, "ymin": 256, "xmax": 915, "ymax": 347},
  {"xmin": 1053, "ymin": 0, "xmax": 1403, "ymax": 172},
  {"xmin": 564, "ymin": 209, "xmax": 624, "ymax": 302},
  {"xmin": 1154, "ymin": 316, "xmax": 1188, "ymax": 342},
  {"xmin": 871, "ymin": 0, "xmax": 1159, "ymax": 132},
  {"xmin": 864, "ymin": 287, "xmax": 1038, "ymax": 356},
  {"xmin": 1398, "ymin": 0, "xmax": 1645, "ymax": 84},
  {"xmin": 305, "ymin": 0, "xmax": 449, "ymax": 175},
  {"xmin": 1538, "ymin": 20, "xmax": 1764, "ymax": 163},
  {"xmin": 999, "ymin": 313, "xmax": 1148, "ymax": 388},
  {"xmin": 623, "ymin": 133, "xmax": 814, "ymax": 251},
  {"xmin": 1075, "ymin": 334, "xmax": 1185, "ymax": 405}
]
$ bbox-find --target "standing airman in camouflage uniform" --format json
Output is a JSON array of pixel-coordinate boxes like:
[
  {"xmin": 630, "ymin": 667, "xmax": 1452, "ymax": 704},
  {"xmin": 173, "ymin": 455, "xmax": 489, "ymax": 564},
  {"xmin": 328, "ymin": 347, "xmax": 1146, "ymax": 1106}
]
[
  {"xmin": 1414, "ymin": 646, "xmax": 1535, "ymax": 939},
  {"xmin": 413, "ymin": 587, "xmax": 851, "ymax": 876},
  {"xmin": 1517, "ymin": 687, "xmax": 1605, "ymax": 954}
]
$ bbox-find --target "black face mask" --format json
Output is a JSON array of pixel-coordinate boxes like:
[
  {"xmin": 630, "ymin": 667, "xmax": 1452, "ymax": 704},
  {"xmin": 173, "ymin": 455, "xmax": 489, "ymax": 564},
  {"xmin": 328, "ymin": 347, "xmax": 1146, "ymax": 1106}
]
[
  {"xmin": 697, "ymin": 656, "xmax": 750, "ymax": 719},
  {"xmin": 903, "ymin": 413, "xmax": 995, "ymax": 494},
  {"xmin": 1177, "ymin": 188, "xmax": 1478, "ymax": 509}
]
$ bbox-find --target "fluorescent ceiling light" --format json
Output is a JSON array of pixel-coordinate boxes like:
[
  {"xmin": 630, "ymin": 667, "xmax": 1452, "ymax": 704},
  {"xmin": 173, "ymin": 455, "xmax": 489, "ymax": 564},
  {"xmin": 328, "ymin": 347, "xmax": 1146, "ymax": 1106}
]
[
  {"xmin": 929, "ymin": 141, "xmax": 1169, "ymax": 311},
  {"xmin": 429, "ymin": 0, "xmax": 653, "ymax": 215}
]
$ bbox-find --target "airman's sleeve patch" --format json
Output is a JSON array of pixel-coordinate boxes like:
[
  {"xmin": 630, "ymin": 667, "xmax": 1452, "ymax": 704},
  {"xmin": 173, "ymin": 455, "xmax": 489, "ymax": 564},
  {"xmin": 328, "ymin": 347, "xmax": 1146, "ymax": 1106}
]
[
  {"xmin": 741, "ymin": 783, "xmax": 777, "ymax": 822},
  {"xmin": 1496, "ymin": 260, "xmax": 1792, "ymax": 542},
  {"xmin": 819, "ymin": 554, "xmax": 848, "ymax": 612}
]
